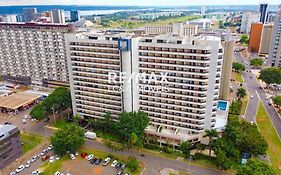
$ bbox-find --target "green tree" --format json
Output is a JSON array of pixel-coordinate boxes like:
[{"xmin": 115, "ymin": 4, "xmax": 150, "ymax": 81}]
[
  {"xmin": 236, "ymin": 88, "xmax": 247, "ymax": 100},
  {"xmin": 204, "ymin": 129, "xmax": 219, "ymax": 157},
  {"xmin": 233, "ymin": 62, "xmax": 246, "ymax": 72},
  {"xmin": 85, "ymin": 117, "xmax": 95, "ymax": 130},
  {"xmin": 196, "ymin": 143, "xmax": 206, "ymax": 153},
  {"xmin": 237, "ymin": 159, "xmax": 275, "ymax": 175},
  {"xmin": 116, "ymin": 111, "xmax": 149, "ymax": 142},
  {"xmin": 250, "ymin": 58, "xmax": 264, "ymax": 68},
  {"xmin": 259, "ymin": 67, "xmax": 281, "ymax": 85},
  {"xmin": 219, "ymin": 20, "xmax": 225, "ymax": 29},
  {"xmin": 128, "ymin": 132, "xmax": 139, "ymax": 149},
  {"xmin": 215, "ymin": 149, "xmax": 233, "ymax": 170},
  {"xmin": 51, "ymin": 124, "xmax": 85, "ymax": 156},
  {"xmin": 240, "ymin": 34, "xmax": 249, "ymax": 44},
  {"xmin": 272, "ymin": 96, "xmax": 281, "ymax": 107},
  {"xmin": 179, "ymin": 141, "xmax": 191, "ymax": 158},
  {"xmin": 127, "ymin": 156, "xmax": 139, "ymax": 172},
  {"xmin": 30, "ymin": 102, "xmax": 47, "ymax": 120}
]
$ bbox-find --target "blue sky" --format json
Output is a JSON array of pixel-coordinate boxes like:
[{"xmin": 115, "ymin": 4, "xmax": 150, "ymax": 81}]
[{"xmin": 0, "ymin": 0, "xmax": 279, "ymax": 6}]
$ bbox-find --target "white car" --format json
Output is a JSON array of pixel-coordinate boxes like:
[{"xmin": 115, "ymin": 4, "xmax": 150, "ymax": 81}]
[
  {"xmin": 250, "ymin": 95, "xmax": 254, "ymax": 99},
  {"xmin": 24, "ymin": 115, "xmax": 28, "ymax": 119},
  {"xmin": 111, "ymin": 160, "xmax": 118, "ymax": 167},
  {"xmin": 70, "ymin": 154, "xmax": 75, "ymax": 160},
  {"xmin": 25, "ymin": 162, "xmax": 30, "ymax": 168},
  {"xmin": 31, "ymin": 155, "xmax": 38, "ymax": 162},
  {"xmin": 22, "ymin": 119, "xmax": 27, "ymax": 124},
  {"xmin": 49, "ymin": 156, "xmax": 54, "ymax": 163},
  {"xmin": 32, "ymin": 170, "xmax": 41, "ymax": 175},
  {"xmin": 54, "ymin": 172, "xmax": 61, "ymax": 175},
  {"xmin": 16, "ymin": 165, "xmax": 25, "ymax": 173},
  {"xmin": 56, "ymin": 155, "xmax": 60, "ymax": 160},
  {"xmin": 103, "ymin": 157, "xmax": 111, "ymax": 166},
  {"xmin": 75, "ymin": 151, "xmax": 78, "ymax": 156},
  {"xmin": 86, "ymin": 154, "xmax": 94, "ymax": 161},
  {"xmin": 9, "ymin": 172, "xmax": 16, "ymax": 175}
]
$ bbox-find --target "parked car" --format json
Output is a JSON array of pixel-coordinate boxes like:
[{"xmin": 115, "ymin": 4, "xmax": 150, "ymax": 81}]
[
  {"xmin": 120, "ymin": 164, "xmax": 126, "ymax": 170},
  {"xmin": 54, "ymin": 172, "xmax": 61, "ymax": 175},
  {"xmin": 75, "ymin": 151, "xmax": 79, "ymax": 156},
  {"xmin": 15, "ymin": 165, "xmax": 25, "ymax": 173},
  {"xmin": 4, "ymin": 122, "xmax": 11, "ymax": 125},
  {"xmin": 22, "ymin": 119, "xmax": 27, "ymax": 124},
  {"xmin": 111, "ymin": 160, "xmax": 118, "ymax": 167},
  {"xmin": 56, "ymin": 155, "xmax": 60, "ymax": 160},
  {"xmin": 250, "ymin": 95, "xmax": 254, "ymax": 99},
  {"xmin": 9, "ymin": 172, "xmax": 16, "ymax": 175},
  {"xmin": 25, "ymin": 161, "xmax": 31, "ymax": 168},
  {"xmin": 124, "ymin": 173, "xmax": 130, "ymax": 175},
  {"xmin": 117, "ymin": 170, "xmax": 123, "ymax": 175},
  {"xmin": 95, "ymin": 158, "xmax": 102, "ymax": 165},
  {"xmin": 42, "ymin": 155, "xmax": 50, "ymax": 161},
  {"xmin": 90, "ymin": 158, "xmax": 97, "ymax": 164},
  {"xmin": 49, "ymin": 156, "xmax": 54, "ymax": 163},
  {"xmin": 81, "ymin": 152, "xmax": 88, "ymax": 158},
  {"xmin": 43, "ymin": 117, "xmax": 50, "ymax": 122},
  {"xmin": 32, "ymin": 170, "xmax": 41, "ymax": 175},
  {"xmin": 86, "ymin": 154, "xmax": 94, "ymax": 161},
  {"xmin": 103, "ymin": 157, "xmax": 111, "ymax": 166},
  {"xmin": 31, "ymin": 155, "xmax": 39, "ymax": 162},
  {"xmin": 48, "ymin": 144, "xmax": 53, "ymax": 151},
  {"xmin": 70, "ymin": 154, "xmax": 75, "ymax": 160}
]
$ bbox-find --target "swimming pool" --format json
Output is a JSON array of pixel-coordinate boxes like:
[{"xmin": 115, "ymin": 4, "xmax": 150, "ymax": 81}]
[{"xmin": 217, "ymin": 101, "xmax": 228, "ymax": 111}]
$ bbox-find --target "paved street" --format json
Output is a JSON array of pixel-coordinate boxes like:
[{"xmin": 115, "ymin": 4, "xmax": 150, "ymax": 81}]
[
  {"xmin": 234, "ymin": 51, "xmax": 281, "ymax": 139},
  {"xmin": 0, "ymin": 114, "xmax": 229, "ymax": 175}
]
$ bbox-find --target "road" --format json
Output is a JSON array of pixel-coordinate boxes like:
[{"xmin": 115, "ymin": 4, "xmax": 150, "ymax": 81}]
[
  {"xmin": 234, "ymin": 51, "xmax": 281, "ymax": 139},
  {"xmin": 0, "ymin": 112, "xmax": 229, "ymax": 175}
]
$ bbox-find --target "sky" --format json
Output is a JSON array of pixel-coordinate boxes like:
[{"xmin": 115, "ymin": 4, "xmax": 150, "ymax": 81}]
[{"xmin": 0, "ymin": 0, "xmax": 279, "ymax": 6}]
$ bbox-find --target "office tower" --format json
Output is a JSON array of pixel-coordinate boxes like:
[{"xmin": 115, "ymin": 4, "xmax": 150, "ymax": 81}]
[
  {"xmin": 44, "ymin": 11, "xmax": 54, "ymax": 23},
  {"xmin": 248, "ymin": 23, "xmax": 263, "ymax": 52},
  {"xmin": 144, "ymin": 23, "xmax": 198, "ymax": 37},
  {"xmin": 201, "ymin": 6, "xmax": 206, "ymax": 15},
  {"xmin": 0, "ymin": 23, "xmax": 75, "ymax": 87},
  {"xmin": 51, "ymin": 9, "xmax": 65, "ymax": 24},
  {"xmin": 70, "ymin": 10, "xmax": 80, "ymax": 22},
  {"xmin": 0, "ymin": 125, "xmax": 22, "ymax": 169},
  {"xmin": 66, "ymin": 32, "xmax": 224, "ymax": 144},
  {"xmin": 16, "ymin": 14, "xmax": 24, "ymax": 22},
  {"xmin": 269, "ymin": 5, "xmax": 281, "ymax": 67},
  {"xmin": 219, "ymin": 39, "xmax": 234, "ymax": 100},
  {"xmin": 259, "ymin": 3, "xmax": 268, "ymax": 23},
  {"xmin": 259, "ymin": 23, "xmax": 273, "ymax": 55},
  {"xmin": 240, "ymin": 12, "xmax": 260, "ymax": 34},
  {"xmin": 23, "ymin": 8, "xmax": 37, "ymax": 22},
  {"xmin": 0, "ymin": 15, "xmax": 17, "ymax": 23}
]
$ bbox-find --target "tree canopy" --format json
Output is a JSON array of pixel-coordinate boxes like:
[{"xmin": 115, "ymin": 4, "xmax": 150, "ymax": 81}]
[
  {"xmin": 259, "ymin": 68, "xmax": 281, "ymax": 85},
  {"xmin": 233, "ymin": 62, "xmax": 246, "ymax": 72},
  {"xmin": 250, "ymin": 58, "xmax": 264, "ymax": 68},
  {"xmin": 179, "ymin": 141, "xmax": 191, "ymax": 158},
  {"xmin": 272, "ymin": 96, "xmax": 281, "ymax": 107},
  {"xmin": 240, "ymin": 34, "xmax": 249, "ymax": 44},
  {"xmin": 30, "ymin": 87, "xmax": 72, "ymax": 119},
  {"xmin": 51, "ymin": 124, "xmax": 85, "ymax": 156},
  {"xmin": 236, "ymin": 88, "xmax": 247, "ymax": 100},
  {"xmin": 237, "ymin": 159, "xmax": 275, "ymax": 175}
]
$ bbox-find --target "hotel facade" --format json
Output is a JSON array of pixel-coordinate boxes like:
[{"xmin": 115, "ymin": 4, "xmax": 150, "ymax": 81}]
[{"xmin": 66, "ymin": 32, "xmax": 223, "ymax": 144}]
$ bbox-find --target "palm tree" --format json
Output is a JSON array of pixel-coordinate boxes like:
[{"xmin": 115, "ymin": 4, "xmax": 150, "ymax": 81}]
[
  {"xmin": 236, "ymin": 88, "xmax": 247, "ymax": 100},
  {"xmin": 203, "ymin": 129, "xmax": 218, "ymax": 157},
  {"xmin": 85, "ymin": 117, "xmax": 95, "ymax": 130}
]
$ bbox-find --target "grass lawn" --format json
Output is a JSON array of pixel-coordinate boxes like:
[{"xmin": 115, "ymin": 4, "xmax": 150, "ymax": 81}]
[
  {"xmin": 256, "ymin": 101, "xmax": 281, "ymax": 172},
  {"xmin": 232, "ymin": 71, "xmax": 244, "ymax": 84},
  {"xmin": 241, "ymin": 94, "xmax": 249, "ymax": 115},
  {"xmin": 20, "ymin": 132, "xmax": 44, "ymax": 153},
  {"xmin": 40, "ymin": 157, "xmax": 68, "ymax": 175},
  {"xmin": 53, "ymin": 119, "xmax": 72, "ymax": 129}
]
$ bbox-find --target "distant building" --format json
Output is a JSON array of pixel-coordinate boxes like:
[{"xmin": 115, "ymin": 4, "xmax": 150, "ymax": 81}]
[
  {"xmin": 201, "ymin": 6, "xmax": 206, "ymax": 15},
  {"xmin": 240, "ymin": 12, "xmax": 260, "ymax": 34},
  {"xmin": 33, "ymin": 12, "xmax": 45, "ymax": 21},
  {"xmin": 269, "ymin": 5, "xmax": 281, "ymax": 67},
  {"xmin": 70, "ymin": 10, "xmax": 80, "ymax": 22},
  {"xmin": 73, "ymin": 19, "xmax": 94, "ymax": 28},
  {"xmin": 16, "ymin": 14, "xmax": 24, "ymax": 22},
  {"xmin": 93, "ymin": 16, "xmax": 101, "ymax": 23},
  {"xmin": 44, "ymin": 11, "xmax": 54, "ymax": 23},
  {"xmin": 51, "ymin": 9, "xmax": 65, "ymax": 24},
  {"xmin": 23, "ymin": 8, "xmax": 37, "ymax": 22},
  {"xmin": 248, "ymin": 23, "xmax": 263, "ymax": 52},
  {"xmin": 0, "ymin": 15, "xmax": 17, "ymax": 23},
  {"xmin": 139, "ymin": 12, "xmax": 182, "ymax": 20},
  {"xmin": 0, "ymin": 125, "xmax": 22, "ymax": 169},
  {"xmin": 259, "ymin": 3, "xmax": 268, "ymax": 23},
  {"xmin": 188, "ymin": 18, "xmax": 211, "ymax": 29},
  {"xmin": 259, "ymin": 23, "xmax": 273, "ymax": 55},
  {"xmin": 144, "ymin": 23, "xmax": 198, "ymax": 37}
]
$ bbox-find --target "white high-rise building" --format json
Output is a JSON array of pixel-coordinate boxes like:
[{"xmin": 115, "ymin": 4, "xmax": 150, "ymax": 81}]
[
  {"xmin": 66, "ymin": 32, "xmax": 224, "ymax": 144},
  {"xmin": 51, "ymin": 9, "xmax": 65, "ymax": 24},
  {"xmin": 201, "ymin": 6, "xmax": 206, "ymax": 15},
  {"xmin": 0, "ymin": 15, "xmax": 17, "ymax": 23},
  {"xmin": 240, "ymin": 12, "xmax": 260, "ymax": 34},
  {"xmin": 269, "ymin": 5, "xmax": 281, "ymax": 67},
  {"xmin": 23, "ymin": 8, "xmax": 37, "ymax": 22},
  {"xmin": 0, "ymin": 23, "xmax": 75, "ymax": 86}
]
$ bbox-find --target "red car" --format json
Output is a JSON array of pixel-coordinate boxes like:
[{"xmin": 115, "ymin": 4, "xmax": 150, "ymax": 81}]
[
  {"xmin": 42, "ymin": 155, "xmax": 50, "ymax": 161},
  {"xmin": 81, "ymin": 152, "xmax": 88, "ymax": 158}
]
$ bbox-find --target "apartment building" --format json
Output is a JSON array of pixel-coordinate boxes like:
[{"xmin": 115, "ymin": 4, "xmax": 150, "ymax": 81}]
[
  {"xmin": 269, "ymin": 5, "xmax": 281, "ymax": 67},
  {"xmin": 240, "ymin": 12, "xmax": 260, "ymax": 34},
  {"xmin": 144, "ymin": 23, "xmax": 198, "ymax": 37},
  {"xmin": 52, "ymin": 9, "xmax": 65, "ymax": 24},
  {"xmin": 0, "ymin": 22, "xmax": 75, "ymax": 87},
  {"xmin": 66, "ymin": 32, "xmax": 223, "ymax": 144},
  {"xmin": 259, "ymin": 23, "xmax": 273, "ymax": 55},
  {"xmin": 0, "ymin": 125, "xmax": 22, "ymax": 169},
  {"xmin": 248, "ymin": 23, "xmax": 263, "ymax": 52}
]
